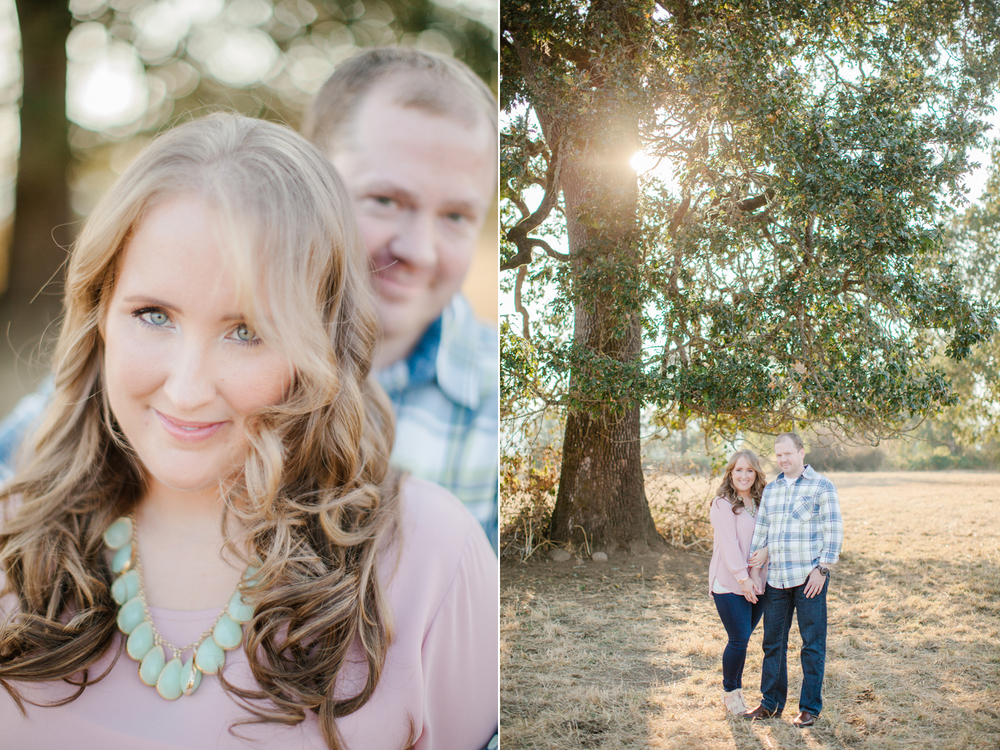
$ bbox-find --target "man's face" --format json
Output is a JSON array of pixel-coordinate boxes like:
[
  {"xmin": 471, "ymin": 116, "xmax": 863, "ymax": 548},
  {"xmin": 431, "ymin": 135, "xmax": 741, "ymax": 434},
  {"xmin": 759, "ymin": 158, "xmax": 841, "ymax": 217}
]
[
  {"xmin": 330, "ymin": 87, "xmax": 496, "ymax": 364},
  {"xmin": 774, "ymin": 438, "xmax": 806, "ymax": 478}
]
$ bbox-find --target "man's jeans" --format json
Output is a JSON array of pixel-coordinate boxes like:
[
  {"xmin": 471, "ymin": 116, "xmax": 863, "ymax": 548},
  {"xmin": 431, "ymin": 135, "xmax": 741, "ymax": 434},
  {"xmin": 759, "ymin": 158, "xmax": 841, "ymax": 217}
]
[{"xmin": 759, "ymin": 577, "xmax": 829, "ymax": 716}]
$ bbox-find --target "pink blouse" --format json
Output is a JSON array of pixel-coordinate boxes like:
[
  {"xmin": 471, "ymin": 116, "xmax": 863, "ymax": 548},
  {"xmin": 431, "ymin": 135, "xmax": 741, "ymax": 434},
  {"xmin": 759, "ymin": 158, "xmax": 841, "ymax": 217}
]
[
  {"xmin": 0, "ymin": 478, "xmax": 499, "ymax": 749},
  {"xmin": 708, "ymin": 495, "xmax": 767, "ymax": 596}
]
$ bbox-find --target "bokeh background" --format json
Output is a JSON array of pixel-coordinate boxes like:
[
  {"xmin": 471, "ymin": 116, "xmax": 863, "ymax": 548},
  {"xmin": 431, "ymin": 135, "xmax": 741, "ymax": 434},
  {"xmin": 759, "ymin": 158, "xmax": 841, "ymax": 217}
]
[{"xmin": 0, "ymin": 0, "xmax": 498, "ymax": 414}]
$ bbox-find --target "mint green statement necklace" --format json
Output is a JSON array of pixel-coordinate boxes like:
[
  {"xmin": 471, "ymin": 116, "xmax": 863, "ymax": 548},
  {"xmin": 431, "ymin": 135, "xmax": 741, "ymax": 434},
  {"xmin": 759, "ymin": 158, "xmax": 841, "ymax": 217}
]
[{"xmin": 102, "ymin": 515, "xmax": 257, "ymax": 700}]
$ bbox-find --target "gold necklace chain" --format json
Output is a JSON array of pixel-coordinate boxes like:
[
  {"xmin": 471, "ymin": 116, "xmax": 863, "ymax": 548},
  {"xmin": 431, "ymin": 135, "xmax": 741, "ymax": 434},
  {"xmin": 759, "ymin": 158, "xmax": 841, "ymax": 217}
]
[{"xmin": 128, "ymin": 517, "xmax": 230, "ymax": 660}]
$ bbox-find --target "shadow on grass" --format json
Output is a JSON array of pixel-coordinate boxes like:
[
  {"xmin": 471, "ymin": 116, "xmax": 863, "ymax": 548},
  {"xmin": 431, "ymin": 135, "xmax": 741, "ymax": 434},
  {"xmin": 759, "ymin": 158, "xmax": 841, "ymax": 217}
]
[
  {"xmin": 726, "ymin": 717, "xmax": 774, "ymax": 749},
  {"xmin": 727, "ymin": 712, "xmax": 870, "ymax": 750},
  {"xmin": 501, "ymin": 529, "xmax": 1000, "ymax": 748},
  {"xmin": 823, "ymin": 549, "xmax": 1000, "ymax": 743}
]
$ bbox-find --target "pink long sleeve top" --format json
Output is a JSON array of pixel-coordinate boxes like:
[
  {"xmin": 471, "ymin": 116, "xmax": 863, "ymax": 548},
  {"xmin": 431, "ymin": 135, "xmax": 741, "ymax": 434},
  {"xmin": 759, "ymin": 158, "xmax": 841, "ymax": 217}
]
[
  {"xmin": 708, "ymin": 495, "xmax": 767, "ymax": 596},
  {"xmin": 0, "ymin": 477, "xmax": 499, "ymax": 750}
]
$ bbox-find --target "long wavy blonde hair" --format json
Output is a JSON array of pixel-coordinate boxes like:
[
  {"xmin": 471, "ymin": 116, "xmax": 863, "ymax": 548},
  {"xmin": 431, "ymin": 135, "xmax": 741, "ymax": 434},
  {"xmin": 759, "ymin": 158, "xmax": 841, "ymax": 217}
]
[
  {"xmin": 715, "ymin": 449, "xmax": 767, "ymax": 514},
  {"xmin": 0, "ymin": 113, "xmax": 400, "ymax": 749}
]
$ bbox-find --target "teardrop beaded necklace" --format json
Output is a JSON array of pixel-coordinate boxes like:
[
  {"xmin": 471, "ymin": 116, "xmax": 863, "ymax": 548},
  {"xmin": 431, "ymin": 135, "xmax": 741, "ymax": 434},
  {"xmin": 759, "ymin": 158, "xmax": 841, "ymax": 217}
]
[{"xmin": 102, "ymin": 515, "xmax": 258, "ymax": 700}]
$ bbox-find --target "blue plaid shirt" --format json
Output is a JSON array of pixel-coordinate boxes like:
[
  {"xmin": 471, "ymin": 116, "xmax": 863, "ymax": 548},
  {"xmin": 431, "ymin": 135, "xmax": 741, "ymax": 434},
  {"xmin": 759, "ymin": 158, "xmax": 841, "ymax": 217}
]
[
  {"xmin": 0, "ymin": 378, "xmax": 52, "ymax": 483},
  {"xmin": 0, "ymin": 298, "xmax": 499, "ymax": 552},
  {"xmin": 749, "ymin": 465, "xmax": 843, "ymax": 589},
  {"xmin": 376, "ymin": 295, "xmax": 498, "ymax": 551}
]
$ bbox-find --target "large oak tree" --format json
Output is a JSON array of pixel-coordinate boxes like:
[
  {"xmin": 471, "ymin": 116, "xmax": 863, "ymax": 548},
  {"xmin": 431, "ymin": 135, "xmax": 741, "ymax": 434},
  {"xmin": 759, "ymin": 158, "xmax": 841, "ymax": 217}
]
[{"xmin": 501, "ymin": 0, "xmax": 1000, "ymax": 551}]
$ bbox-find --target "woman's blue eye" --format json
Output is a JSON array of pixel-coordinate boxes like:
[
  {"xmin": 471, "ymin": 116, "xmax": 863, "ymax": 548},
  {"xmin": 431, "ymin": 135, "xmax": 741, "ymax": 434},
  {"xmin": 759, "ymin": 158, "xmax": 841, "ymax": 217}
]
[
  {"xmin": 133, "ymin": 308, "xmax": 169, "ymax": 327},
  {"xmin": 234, "ymin": 324, "xmax": 256, "ymax": 342}
]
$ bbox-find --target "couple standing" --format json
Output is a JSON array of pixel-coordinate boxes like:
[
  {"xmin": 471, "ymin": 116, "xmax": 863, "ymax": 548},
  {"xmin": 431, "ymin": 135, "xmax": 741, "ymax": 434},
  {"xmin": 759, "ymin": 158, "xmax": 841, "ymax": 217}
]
[{"xmin": 708, "ymin": 432, "xmax": 844, "ymax": 728}]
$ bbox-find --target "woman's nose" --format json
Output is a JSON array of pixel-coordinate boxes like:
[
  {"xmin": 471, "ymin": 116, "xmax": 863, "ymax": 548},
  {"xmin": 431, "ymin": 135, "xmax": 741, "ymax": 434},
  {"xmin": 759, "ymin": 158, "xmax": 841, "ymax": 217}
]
[{"xmin": 162, "ymin": 341, "xmax": 216, "ymax": 411}]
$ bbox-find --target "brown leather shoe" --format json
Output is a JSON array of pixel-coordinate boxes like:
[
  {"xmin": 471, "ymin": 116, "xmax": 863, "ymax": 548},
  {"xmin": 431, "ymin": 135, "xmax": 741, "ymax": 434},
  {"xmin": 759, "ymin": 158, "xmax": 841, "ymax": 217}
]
[
  {"xmin": 741, "ymin": 704, "xmax": 782, "ymax": 720},
  {"xmin": 792, "ymin": 710, "xmax": 816, "ymax": 727}
]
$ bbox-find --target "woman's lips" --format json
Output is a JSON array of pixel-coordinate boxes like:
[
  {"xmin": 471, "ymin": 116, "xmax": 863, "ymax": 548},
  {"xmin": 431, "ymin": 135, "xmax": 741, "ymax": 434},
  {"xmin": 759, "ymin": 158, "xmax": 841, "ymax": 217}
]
[{"xmin": 155, "ymin": 410, "xmax": 227, "ymax": 442}]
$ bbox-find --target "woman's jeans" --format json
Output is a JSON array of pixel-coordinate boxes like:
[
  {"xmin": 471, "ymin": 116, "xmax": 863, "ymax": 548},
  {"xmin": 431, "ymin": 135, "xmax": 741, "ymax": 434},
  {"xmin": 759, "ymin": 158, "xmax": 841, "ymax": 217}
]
[
  {"xmin": 759, "ymin": 577, "xmax": 829, "ymax": 716},
  {"xmin": 712, "ymin": 591, "xmax": 765, "ymax": 691}
]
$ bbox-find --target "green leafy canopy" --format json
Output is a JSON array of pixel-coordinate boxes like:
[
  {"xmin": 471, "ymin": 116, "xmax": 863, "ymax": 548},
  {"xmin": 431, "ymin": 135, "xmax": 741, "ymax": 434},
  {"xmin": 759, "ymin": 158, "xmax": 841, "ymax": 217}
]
[{"xmin": 502, "ymin": 0, "xmax": 1000, "ymax": 445}]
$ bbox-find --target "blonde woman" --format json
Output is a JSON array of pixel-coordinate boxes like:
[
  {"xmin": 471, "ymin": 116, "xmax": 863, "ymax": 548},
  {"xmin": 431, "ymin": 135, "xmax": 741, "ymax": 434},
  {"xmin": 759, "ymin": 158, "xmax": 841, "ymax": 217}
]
[
  {"xmin": 0, "ymin": 114, "xmax": 498, "ymax": 749},
  {"xmin": 709, "ymin": 448, "xmax": 768, "ymax": 715}
]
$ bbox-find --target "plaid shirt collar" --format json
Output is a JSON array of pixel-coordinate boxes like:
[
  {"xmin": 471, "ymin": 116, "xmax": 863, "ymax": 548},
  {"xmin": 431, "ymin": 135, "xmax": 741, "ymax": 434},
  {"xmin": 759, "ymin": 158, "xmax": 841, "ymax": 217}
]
[
  {"xmin": 376, "ymin": 296, "xmax": 486, "ymax": 410},
  {"xmin": 775, "ymin": 464, "xmax": 818, "ymax": 487}
]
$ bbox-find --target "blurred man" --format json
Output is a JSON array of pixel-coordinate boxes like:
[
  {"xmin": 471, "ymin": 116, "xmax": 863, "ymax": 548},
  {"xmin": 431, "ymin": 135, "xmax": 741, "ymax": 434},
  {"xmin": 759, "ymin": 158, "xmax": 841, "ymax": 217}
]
[
  {"xmin": 0, "ymin": 48, "xmax": 499, "ymax": 549},
  {"xmin": 304, "ymin": 48, "xmax": 498, "ymax": 548}
]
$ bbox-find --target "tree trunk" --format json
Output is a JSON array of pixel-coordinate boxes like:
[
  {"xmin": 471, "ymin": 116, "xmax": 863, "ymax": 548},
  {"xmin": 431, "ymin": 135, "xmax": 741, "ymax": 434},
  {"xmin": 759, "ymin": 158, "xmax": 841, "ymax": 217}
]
[
  {"xmin": 548, "ymin": 91, "xmax": 661, "ymax": 553},
  {"xmin": 6, "ymin": 0, "xmax": 71, "ymax": 311}
]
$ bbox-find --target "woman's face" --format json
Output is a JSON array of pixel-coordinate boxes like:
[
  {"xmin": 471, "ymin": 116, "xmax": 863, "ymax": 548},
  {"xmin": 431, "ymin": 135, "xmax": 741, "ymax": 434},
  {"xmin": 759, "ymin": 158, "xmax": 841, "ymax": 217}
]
[
  {"xmin": 103, "ymin": 196, "xmax": 294, "ymax": 496},
  {"xmin": 731, "ymin": 456, "xmax": 756, "ymax": 495}
]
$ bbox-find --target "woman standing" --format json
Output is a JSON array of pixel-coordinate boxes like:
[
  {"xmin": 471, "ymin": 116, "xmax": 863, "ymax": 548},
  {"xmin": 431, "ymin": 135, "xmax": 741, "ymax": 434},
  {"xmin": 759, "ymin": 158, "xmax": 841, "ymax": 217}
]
[{"xmin": 709, "ymin": 448, "xmax": 768, "ymax": 715}]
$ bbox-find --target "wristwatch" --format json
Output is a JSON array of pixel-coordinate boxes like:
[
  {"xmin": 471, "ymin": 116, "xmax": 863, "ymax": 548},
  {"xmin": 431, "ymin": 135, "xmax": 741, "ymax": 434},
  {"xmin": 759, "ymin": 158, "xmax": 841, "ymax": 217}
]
[{"xmin": 816, "ymin": 566, "xmax": 830, "ymax": 578}]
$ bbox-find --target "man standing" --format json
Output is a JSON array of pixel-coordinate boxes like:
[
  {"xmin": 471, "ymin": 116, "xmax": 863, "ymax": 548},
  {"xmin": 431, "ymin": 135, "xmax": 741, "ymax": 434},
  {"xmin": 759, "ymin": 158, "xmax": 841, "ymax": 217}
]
[
  {"xmin": 0, "ymin": 48, "xmax": 500, "ymax": 550},
  {"xmin": 743, "ymin": 432, "xmax": 843, "ymax": 727}
]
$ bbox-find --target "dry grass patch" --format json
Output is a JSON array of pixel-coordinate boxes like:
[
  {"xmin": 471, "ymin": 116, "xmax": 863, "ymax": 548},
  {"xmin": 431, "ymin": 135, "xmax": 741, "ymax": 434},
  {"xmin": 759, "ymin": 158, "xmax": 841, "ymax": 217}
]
[{"xmin": 501, "ymin": 471, "xmax": 1000, "ymax": 749}]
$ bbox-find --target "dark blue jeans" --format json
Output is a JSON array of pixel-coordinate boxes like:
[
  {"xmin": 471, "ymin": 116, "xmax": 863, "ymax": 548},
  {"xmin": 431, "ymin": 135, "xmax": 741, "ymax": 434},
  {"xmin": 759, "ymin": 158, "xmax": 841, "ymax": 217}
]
[
  {"xmin": 712, "ymin": 591, "xmax": 765, "ymax": 691},
  {"xmin": 759, "ymin": 578, "xmax": 829, "ymax": 716}
]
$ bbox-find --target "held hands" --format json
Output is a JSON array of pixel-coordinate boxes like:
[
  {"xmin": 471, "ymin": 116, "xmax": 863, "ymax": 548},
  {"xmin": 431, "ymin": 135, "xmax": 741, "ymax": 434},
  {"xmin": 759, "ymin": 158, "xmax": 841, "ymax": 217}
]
[
  {"xmin": 803, "ymin": 568, "xmax": 826, "ymax": 598},
  {"xmin": 748, "ymin": 547, "xmax": 768, "ymax": 569},
  {"xmin": 740, "ymin": 576, "xmax": 758, "ymax": 603}
]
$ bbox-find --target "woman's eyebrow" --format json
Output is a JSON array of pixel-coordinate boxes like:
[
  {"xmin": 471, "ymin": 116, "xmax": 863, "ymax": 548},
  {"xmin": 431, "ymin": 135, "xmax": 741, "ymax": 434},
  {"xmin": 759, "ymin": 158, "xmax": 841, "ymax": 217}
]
[
  {"xmin": 122, "ymin": 296, "xmax": 244, "ymax": 321},
  {"xmin": 122, "ymin": 295, "xmax": 177, "ymax": 310}
]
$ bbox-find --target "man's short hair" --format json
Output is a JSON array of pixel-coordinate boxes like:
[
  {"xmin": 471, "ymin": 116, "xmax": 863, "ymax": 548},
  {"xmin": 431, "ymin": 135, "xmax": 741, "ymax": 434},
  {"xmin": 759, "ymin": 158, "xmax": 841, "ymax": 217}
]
[
  {"xmin": 302, "ymin": 47, "xmax": 498, "ymax": 156},
  {"xmin": 775, "ymin": 432, "xmax": 805, "ymax": 451}
]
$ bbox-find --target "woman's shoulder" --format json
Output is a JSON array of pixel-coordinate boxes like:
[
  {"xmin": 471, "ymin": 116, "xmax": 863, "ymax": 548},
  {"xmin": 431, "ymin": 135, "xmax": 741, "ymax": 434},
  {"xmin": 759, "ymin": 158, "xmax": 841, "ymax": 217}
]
[
  {"xmin": 711, "ymin": 494, "xmax": 734, "ymax": 509},
  {"xmin": 398, "ymin": 475, "xmax": 482, "ymax": 538},
  {"xmin": 390, "ymin": 476, "xmax": 494, "ymax": 579},
  {"xmin": 379, "ymin": 475, "xmax": 496, "ymax": 629}
]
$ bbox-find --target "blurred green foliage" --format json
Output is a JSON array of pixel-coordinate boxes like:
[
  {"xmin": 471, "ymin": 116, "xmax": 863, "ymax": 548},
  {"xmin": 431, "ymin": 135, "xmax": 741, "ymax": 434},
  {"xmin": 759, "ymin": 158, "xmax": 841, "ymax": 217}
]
[{"xmin": 64, "ymin": 0, "xmax": 496, "ymax": 215}]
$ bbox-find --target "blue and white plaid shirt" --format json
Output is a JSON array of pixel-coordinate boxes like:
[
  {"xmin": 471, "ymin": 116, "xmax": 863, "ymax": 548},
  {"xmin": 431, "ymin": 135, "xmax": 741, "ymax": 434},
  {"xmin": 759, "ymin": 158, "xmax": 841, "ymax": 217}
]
[
  {"xmin": 0, "ymin": 378, "xmax": 52, "ymax": 484},
  {"xmin": 749, "ymin": 465, "xmax": 843, "ymax": 589},
  {"xmin": 376, "ymin": 295, "xmax": 498, "ymax": 551}
]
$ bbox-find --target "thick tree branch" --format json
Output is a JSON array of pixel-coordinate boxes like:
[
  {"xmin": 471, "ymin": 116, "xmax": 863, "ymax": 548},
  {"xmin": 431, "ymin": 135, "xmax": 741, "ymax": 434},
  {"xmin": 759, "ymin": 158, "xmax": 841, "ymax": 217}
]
[
  {"xmin": 502, "ymin": 140, "xmax": 565, "ymax": 271},
  {"xmin": 501, "ymin": 237, "xmax": 570, "ymax": 271},
  {"xmin": 668, "ymin": 193, "xmax": 691, "ymax": 237},
  {"xmin": 514, "ymin": 265, "xmax": 531, "ymax": 340},
  {"xmin": 659, "ymin": 0, "xmax": 701, "ymax": 29},
  {"xmin": 804, "ymin": 213, "xmax": 815, "ymax": 260},
  {"xmin": 704, "ymin": 188, "xmax": 776, "ymax": 224},
  {"xmin": 510, "ymin": 192, "xmax": 531, "ymax": 219},
  {"xmin": 761, "ymin": 223, "xmax": 783, "ymax": 251},
  {"xmin": 736, "ymin": 188, "xmax": 776, "ymax": 213}
]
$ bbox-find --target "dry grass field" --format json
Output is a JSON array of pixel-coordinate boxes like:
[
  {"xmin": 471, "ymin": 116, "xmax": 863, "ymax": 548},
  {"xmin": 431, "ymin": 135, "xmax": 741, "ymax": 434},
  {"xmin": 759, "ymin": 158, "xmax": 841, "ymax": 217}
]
[{"xmin": 500, "ymin": 471, "xmax": 1000, "ymax": 749}]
